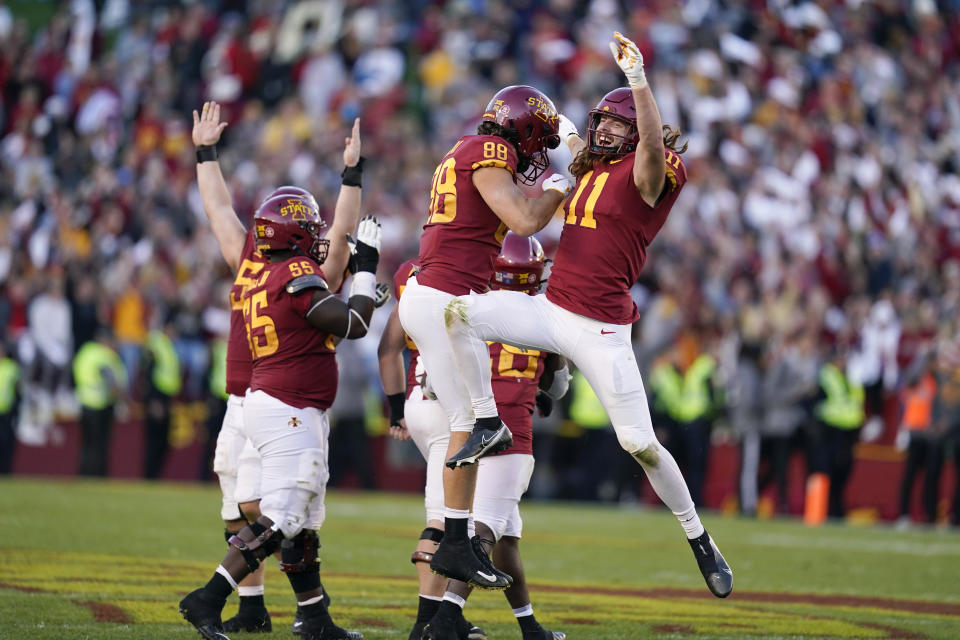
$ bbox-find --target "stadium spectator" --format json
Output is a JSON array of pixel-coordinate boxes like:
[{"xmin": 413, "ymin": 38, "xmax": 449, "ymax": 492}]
[
  {"xmin": 813, "ymin": 346, "xmax": 865, "ymax": 519},
  {"xmin": 649, "ymin": 333, "xmax": 721, "ymax": 508},
  {"xmin": 141, "ymin": 322, "xmax": 182, "ymax": 480},
  {"xmin": 0, "ymin": 342, "xmax": 20, "ymax": 474},
  {"xmin": 72, "ymin": 329, "xmax": 127, "ymax": 477}
]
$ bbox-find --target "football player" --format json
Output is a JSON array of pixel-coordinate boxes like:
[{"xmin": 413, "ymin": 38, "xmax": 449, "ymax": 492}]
[
  {"xmin": 183, "ymin": 101, "xmax": 374, "ymax": 640},
  {"xmin": 381, "ymin": 234, "xmax": 569, "ymax": 640},
  {"xmin": 442, "ymin": 33, "xmax": 734, "ymax": 600},
  {"xmin": 397, "ymin": 85, "xmax": 573, "ymax": 591}
]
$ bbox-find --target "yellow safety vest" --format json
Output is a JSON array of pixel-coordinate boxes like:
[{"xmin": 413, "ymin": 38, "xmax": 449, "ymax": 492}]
[
  {"xmin": 569, "ymin": 371, "xmax": 609, "ymax": 428},
  {"xmin": 209, "ymin": 339, "xmax": 228, "ymax": 401},
  {"xmin": 73, "ymin": 342, "xmax": 127, "ymax": 410},
  {"xmin": 0, "ymin": 357, "xmax": 19, "ymax": 414},
  {"xmin": 650, "ymin": 354, "xmax": 716, "ymax": 424},
  {"xmin": 815, "ymin": 363, "xmax": 864, "ymax": 430},
  {"xmin": 146, "ymin": 331, "xmax": 181, "ymax": 397}
]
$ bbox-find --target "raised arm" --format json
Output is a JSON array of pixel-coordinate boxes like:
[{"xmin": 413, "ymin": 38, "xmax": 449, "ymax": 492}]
[
  {"xmin": 610, "ymin": 31, "xmax": 665, "ymax": 207},
  {"xmin": 472, "ymin": 169, "xmax": 571, "ymax": 237},
  {"xmin": 323, "ymin": 118, "xmax": 364, "ymax": 291},
  {"xmin": 192, "ymin": 102, "xmax": 247, "ymax": 271},
  {"xmin": 304, "ymin": 216, "xmax": 382, "ymax": 338}
]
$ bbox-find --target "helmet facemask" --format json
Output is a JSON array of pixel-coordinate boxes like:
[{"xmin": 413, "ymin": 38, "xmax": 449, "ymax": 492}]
[{"xmin": 587, "ymin": 112, "xmax": 637, "ymax": 157}]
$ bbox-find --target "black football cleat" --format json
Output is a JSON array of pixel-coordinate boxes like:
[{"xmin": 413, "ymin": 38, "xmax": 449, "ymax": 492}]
[
  {"xmin": 430, "ymin": 536, "xmax": 511, "ymax": 590},
  {"xmin": 689, "ymin": 531, "xmax": 733, "ymax": 598},
  {"xmin": 445, "ymin": 421, "xmax": 513, "ymax": 468},
  {"xmin": 292, "ymin": 607, "xmax": 303, "ymax": 635},
  {"xmin": 421, "ymin": 616, "xmax": 459, "ymax": 640},
  {"xmin": 223, "ymin": 607, "xmax": 271, "ymax": 633},
  {"xmin": 523, "ymin": 631, "xmax": 565, "ymax": 640},
  {"xmin": 178, "ymin": 588, "xmax": 231, "ymax": 640},
  {"xmin": 300, "ymin": 615, "xmax": 363, "ymax": 640},
  {"xmin": 454, "ymin": 614, "xmax": 487, "ymax": 640},
  {"xmin": 293, "ymin": 587, "xmax": 331, "ymax": 635}
]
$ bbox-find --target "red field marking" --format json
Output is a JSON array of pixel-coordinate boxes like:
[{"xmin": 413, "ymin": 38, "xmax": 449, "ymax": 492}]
[
  {"xmin": 0, "ymin": 581, "xmax": 44, "ymax": 593},
  {"xmin": 859, "ymin": 622, "xmax": 927, "ymax": 639},
  {"xmin": 72, "ymin": 600, "xmax": 133, "ymax": 624},
  {"xmin": 558, "ymin": 617, "xmax": 599, "ymax": 625},
  {"xmin": 652, "ymin": 624, "xmax": 695, "ymax": 633},
  {"xmin": 535, "ymin": 583, "xmax": 960, "ymax": 616},
  {"xmin": 354, "ymin": 618, "xmax": 391, "ymax": 627}
]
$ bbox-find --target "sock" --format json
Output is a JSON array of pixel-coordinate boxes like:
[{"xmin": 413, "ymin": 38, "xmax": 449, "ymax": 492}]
[
  {"xmin": 299, "ymin": 598, "xmax": 333, "ymax": 627},
  {"xmin": 434, "ymin": 598, "xmax": 463, "ymax": 622},
  {"xmin": 444, "ymin": 510, "xmax": 470, "ymax": 541},
  {"xmin": 237, "ymin": 593, "xmax": 265, "ymax": 612},
  {"xmin": 474, "ymin": 415, "xmax": 501, "ymax": 431},
  {"xmin": 472, "ymin": 399, "xmax": 498, "ymax": 420},
  {"xmin": 676, "ymin": 505, "xmax": 705, "ymax": 539},
  {"xmin": 410, "ymin": 595, "xmax": 441, "ymax": 637},
  {"xmin": 204, "ymin": 570, "xmax": 234, "ymax": 603},
  {"xmin": 515, "ymin": 605, "xmax": 542, "ymax": 634}
]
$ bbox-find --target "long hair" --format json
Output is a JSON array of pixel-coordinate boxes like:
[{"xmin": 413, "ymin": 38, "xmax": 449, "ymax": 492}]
[{"xmin": 569, "ymin": 124, "xmax": 688, "ymax": 180}]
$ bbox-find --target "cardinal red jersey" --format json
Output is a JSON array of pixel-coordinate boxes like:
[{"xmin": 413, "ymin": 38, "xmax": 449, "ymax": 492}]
[
  {"xmin": 490, "ymin": 341, "xmax": 546, "ymax": 456},
  {"xmin": 226, "ymin": 233, "xmax": 266, "ymax": 396},
  {"xmin": 547, "ymin": 148, "xmax": 687, "ymax": 325},
  {"xmin": 245, "ymin": 256, "xmax": 338, "ymax": 410},
  {"xmin": 416, "ymin": 135, "xmax": 518, "ymax": 296},
  {"xmin": 393, "ymin": 259, "xmax": 422, "ymax": 398}
]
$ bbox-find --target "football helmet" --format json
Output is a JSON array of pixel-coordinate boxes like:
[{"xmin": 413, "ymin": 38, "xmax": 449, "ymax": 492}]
[
  {"xmin": 253, "ymin": 194, "xmax": 329, "ymax": 264},
  {"xmin": 491, "ymin": 232, "xmax": 545, "ymax": 295},
  {"xmin": 261, "ymin": 185, "xmax": 319, "ymax": 211},
  {"xmin": 481, "ymin": 85, "xmax": 561, "ymax": 185},
  {"xmin": 587, "ymin": 87, "xmax": 639, "ymax": 156}
]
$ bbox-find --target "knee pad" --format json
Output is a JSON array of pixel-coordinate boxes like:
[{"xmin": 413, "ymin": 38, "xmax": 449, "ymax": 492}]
[
  {"xmin": 411, "ymin": 527, "xmax": 443, "ymax": 564},
  {"xmin": 228, "ymin": 516, "xmax": 282, "ymax": 573},
  {"xmin": 280, "ymin": 530, "xmax": 320, "ymax": 574},
  {"xmin": 274, "ymin": 448, "xmax": 327, "ymax": 538}
]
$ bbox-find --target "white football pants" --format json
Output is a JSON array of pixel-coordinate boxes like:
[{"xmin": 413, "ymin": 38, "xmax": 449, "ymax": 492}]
[
  {"xmin": 397, "ymin": 276, "xmax": 475, "ymax": 432},
  {"xmin": 242, "ymin": 389, "xmax": 330, "ymax": 538},
  {"xmin": 447, "ymin": 289, "xmax": 696, "ymax": 517}
]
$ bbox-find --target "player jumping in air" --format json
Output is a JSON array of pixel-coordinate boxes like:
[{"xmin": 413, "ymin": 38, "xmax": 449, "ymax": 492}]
[{"xmin": 443, "ymin": 32, "xmax": 734, "ymax": 600}]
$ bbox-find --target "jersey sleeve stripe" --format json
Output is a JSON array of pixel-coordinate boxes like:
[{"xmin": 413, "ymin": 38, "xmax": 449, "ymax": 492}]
[{"xmin": 471, "ymin": 159, "xmax": 515, "ymax": 174}]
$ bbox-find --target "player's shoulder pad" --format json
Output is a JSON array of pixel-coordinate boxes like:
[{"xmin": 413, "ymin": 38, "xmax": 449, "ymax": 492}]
[{"xmin": 285, "ymin": 274, "xmax": 328, "ymax": 295}]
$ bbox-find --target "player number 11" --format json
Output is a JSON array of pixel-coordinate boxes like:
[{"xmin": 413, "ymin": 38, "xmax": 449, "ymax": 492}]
[{"xmin": 564, "ymin": 170, "xmax": 609, "ymax": 229}]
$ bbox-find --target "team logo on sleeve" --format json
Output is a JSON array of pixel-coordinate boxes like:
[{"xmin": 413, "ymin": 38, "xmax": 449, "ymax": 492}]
[{"xmin": 288, "ymin": 417, "xmax": 302, "ymax": 428}]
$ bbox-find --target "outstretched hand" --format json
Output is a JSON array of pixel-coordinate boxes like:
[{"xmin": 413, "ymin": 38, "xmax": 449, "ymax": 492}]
[
  {"xmin": 609, "ymin": 31, "xmax": 648, "ymax": 90},
  {"xmin": 192, "ymin": 101, "xmax": 228, "ymax": 146},
  {"xmin": 344, "ymin": 118, "xmax": 361, "ymax": 167}
]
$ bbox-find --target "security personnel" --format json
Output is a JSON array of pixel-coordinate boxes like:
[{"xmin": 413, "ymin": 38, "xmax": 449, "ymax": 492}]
[
  {"xmin": 202, "ymin": 337, "xmax": 229, "ymax": 481},
  {"xmin": 813, "ymin": 347, "xmax": 865, "ymax": 518},
  {"xmin": 560, "ymin": 369, "xmax": 615, "ymax": 500},
  {"xmin": 650, "ymin": 347, "xmax": 718, "ymax": 507},
  {"xmin": 142, "ymin": 326, "xmax": 182, "ymax": 479},
  {"xmin": 73, "ymin": 331, "xmax": 128, "ymax": 476},
  {"xmin": 0, "ymin": 343, "xmax": 20, "ymax": 474}
]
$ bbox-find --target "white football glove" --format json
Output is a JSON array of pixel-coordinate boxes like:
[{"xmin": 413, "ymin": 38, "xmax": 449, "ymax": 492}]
[
  {"xmin": 356, "ymin": 214, "xmax": 382, "ymax": 252},
  {"xmin": 609, "ymin": 31, "xmax": 647, "ymax": 90},
  {"xmin": 558, "ymin": 114, "xmax": 580, "ymax": 146},
  {"xmin": 542, "ymin": 173, "xmax": 573, "ymax": 196},
  {"xmin": 347, "ymin": 214, "xmax": 382, "ymax": 274}
]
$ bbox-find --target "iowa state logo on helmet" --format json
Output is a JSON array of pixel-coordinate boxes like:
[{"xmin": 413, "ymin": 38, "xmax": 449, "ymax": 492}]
[{"xmin": 483, "ymin": 99, "xmax": 511, "ymax": 125}]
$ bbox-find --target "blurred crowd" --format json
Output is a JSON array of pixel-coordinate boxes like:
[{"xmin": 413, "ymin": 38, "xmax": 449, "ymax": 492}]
[{"xmin": 2, "ymin": 0, "xmax": 960, "ymax": 525}]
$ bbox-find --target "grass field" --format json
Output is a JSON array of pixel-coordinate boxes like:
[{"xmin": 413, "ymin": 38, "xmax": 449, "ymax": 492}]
[{"xmin": 1, "ymin": 478, "xmax": 958, "ymax": 640}]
